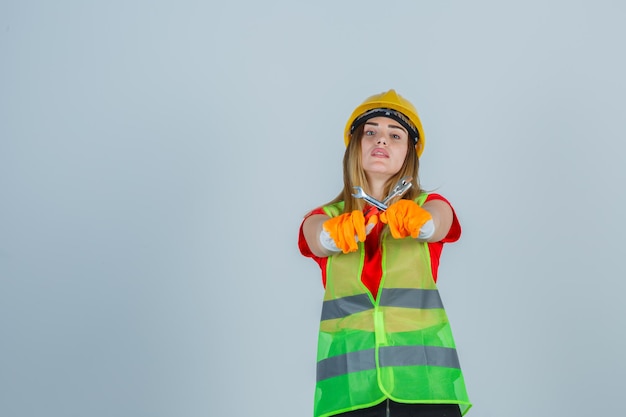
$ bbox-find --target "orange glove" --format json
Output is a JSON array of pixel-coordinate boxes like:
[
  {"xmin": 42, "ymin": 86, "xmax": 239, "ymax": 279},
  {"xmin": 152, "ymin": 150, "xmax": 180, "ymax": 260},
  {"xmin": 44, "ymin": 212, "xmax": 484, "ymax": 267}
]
[
  {"xmin": 321, "ymin": 210, "xmax": 378, "ymax": 254},
  {"xmin": 379, "ymin": 199, "xmax": 433, "ymax": 239}
]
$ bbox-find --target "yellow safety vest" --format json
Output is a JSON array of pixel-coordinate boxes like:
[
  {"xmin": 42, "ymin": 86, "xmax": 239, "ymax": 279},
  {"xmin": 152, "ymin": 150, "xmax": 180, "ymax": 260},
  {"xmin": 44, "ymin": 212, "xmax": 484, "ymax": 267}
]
[{"xmin": 315, "ymin": 195, "xmax": 471, "ymax": 417}]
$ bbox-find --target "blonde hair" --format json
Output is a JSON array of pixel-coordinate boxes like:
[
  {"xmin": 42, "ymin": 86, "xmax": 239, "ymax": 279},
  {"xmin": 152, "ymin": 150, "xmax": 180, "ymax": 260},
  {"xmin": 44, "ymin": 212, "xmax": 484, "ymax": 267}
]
[{"xmin": 325, "ymin": 124, "xmax": 424, "ymax": 213}]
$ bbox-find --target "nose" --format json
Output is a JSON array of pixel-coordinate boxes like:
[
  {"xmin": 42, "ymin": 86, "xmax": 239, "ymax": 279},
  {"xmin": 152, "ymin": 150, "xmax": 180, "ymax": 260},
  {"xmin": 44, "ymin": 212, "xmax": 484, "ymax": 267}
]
[{"xmin": 376, "ymin": 135, "xmax": 387, "ymax": 145}]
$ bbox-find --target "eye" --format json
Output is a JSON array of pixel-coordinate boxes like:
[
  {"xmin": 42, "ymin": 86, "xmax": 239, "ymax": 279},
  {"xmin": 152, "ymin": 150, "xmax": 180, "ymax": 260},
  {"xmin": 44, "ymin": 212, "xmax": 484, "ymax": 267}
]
[
  {"xmin": 364, "ymin": 129, "xmax": 376, "ymax": 136},
  {"xmin": 392, "ymin": 134, "xmax": 401, "ymax": 140}
]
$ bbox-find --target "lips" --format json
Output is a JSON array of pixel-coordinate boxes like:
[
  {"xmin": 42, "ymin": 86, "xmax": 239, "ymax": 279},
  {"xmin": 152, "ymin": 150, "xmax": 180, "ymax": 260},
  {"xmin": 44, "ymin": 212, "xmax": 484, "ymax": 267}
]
[{"xmin": 371, "ymin": 148, "xmax": 389, "ymax": 157}]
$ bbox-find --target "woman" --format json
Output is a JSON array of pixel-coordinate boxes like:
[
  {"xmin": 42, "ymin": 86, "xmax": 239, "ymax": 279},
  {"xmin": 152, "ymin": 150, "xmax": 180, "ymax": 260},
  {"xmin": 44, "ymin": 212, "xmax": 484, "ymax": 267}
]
[{"xmin": 298, "ymin": 90, "xmax": 472, "ymax": 417}]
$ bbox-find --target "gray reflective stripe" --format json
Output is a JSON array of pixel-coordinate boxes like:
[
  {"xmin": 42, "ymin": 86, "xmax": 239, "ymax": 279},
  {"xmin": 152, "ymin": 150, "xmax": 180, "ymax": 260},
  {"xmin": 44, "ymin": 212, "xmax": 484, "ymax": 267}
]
[
  {"xmin": 321, "ymin": 289, "xmax": 442, "ymax": 321},
  {"xmin": 379, "ymin": 288, "xmax": 443, "ymax": 309},
  {"xmin": 317, "ymin": 349, "xmax": 376, "ymax": 381},
  {"xmin": 379, "ymin": 345, "xmax": 460, "ymax": 369},
  {"xmin": 316, "ymin": 345, "xmax": 459, "ymax": 381},
  {"xmin": 321, "ymin": 294, "xmax": 373, "ymax": 321}
]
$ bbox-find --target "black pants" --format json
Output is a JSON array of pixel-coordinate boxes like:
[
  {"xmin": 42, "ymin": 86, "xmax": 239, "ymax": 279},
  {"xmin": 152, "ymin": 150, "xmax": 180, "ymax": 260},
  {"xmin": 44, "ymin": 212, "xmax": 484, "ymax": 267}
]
[{"xmin": 335, "ymin": 400, "xmax": 462, "ymax": 417}]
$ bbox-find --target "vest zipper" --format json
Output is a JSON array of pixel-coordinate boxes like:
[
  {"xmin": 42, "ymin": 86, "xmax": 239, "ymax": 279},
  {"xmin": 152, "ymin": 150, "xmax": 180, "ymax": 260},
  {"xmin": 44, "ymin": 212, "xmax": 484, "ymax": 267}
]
[{"xmin": 386, "ymin": 398, "xmax": 390, "ymax": 417}]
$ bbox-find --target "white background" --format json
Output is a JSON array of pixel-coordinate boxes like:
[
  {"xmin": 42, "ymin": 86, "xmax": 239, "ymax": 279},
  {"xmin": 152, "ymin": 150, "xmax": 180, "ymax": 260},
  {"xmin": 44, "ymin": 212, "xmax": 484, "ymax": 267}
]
[{"xmin": 2, "ymin": 1, "xmax": 626, "ymax": 416}]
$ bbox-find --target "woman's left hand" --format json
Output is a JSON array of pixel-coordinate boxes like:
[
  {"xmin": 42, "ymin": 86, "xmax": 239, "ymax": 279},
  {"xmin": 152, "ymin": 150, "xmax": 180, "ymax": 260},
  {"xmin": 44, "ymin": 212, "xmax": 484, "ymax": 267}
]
[{"xmin": 379, "ymin": 199, "xmax": 433, "ymax": 239}]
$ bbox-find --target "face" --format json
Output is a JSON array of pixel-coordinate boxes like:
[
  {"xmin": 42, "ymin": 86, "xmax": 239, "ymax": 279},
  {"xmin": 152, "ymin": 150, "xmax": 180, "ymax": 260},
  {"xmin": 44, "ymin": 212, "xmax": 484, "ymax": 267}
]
[{"xmin": 360, "ymin": 116, "xmax": 409, "ymax": 181}]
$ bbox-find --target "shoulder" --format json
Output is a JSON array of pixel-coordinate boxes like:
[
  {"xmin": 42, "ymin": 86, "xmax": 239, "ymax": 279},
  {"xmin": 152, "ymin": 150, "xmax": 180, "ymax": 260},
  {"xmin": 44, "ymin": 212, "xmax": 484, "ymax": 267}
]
[
  {"xmin": 424, "ymin": 192, "xmax": 453, "ymax": 206},
  {"xmin": 303, "ymin": 206, "xmax": 327, "ymax": 218}
]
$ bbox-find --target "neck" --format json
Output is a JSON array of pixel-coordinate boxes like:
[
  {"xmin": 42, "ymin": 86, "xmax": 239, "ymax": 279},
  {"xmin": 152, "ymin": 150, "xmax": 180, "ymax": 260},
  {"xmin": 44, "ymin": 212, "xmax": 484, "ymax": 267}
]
[{"xmin": 367, "ymin": 177, "xmax": 388, "ymax": 201}]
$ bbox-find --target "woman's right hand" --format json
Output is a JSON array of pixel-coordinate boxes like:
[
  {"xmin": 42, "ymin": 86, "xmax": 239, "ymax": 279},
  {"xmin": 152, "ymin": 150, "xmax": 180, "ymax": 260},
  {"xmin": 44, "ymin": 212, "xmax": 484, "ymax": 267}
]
[{"xmin": 321, "ymin": 211, "xmax": 378, "ymax": 254}]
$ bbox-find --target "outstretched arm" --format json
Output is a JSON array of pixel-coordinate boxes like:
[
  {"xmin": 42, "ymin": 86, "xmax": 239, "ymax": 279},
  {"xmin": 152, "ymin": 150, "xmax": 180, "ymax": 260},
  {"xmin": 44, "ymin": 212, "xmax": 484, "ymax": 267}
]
[
  {"xmin": 302, "ymin": 213, "xmax": 334, "ymax": 258},
  {"xmin": 421, "ymin": 199, "xmax": 453, "ymax": 242}
]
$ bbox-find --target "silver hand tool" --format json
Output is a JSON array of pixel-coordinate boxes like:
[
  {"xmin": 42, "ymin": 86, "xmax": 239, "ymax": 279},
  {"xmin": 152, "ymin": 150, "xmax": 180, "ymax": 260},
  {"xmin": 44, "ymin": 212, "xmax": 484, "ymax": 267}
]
[
  {"xmin": 352, "ymin": 177, "xmax": 413, "ymax": 211},
  {"xmin": 382, "ymin": 176, "xmax": 412, "ymax": 206},
  {"xmin": 351, "ymin": 187, "xmax": 388, "ymax": 211}
]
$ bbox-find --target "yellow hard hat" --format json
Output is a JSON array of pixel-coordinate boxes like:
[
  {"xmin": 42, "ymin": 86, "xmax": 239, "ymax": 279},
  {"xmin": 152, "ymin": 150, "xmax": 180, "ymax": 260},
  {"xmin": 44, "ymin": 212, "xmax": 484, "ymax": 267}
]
[{"xmin": 344, "ymin": 89, "xmax": 425, "ymax": 157}]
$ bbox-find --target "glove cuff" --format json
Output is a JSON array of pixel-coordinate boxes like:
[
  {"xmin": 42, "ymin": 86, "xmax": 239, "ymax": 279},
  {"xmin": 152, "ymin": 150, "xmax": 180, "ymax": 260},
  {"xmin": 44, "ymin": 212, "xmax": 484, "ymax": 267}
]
[
  {"xmin": 417, "ymin": 219, "xmax": 435, "ymax": 240},
  {"xmin": 319, "ymin": 229, "xmax": 341, "ymax": 254}
]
